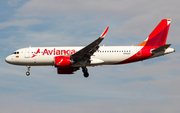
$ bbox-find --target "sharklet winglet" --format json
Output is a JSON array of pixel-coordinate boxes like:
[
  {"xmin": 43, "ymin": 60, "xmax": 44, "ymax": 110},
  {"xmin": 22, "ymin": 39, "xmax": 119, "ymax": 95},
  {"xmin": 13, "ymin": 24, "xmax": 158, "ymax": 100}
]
[{"xmin": 100, "ymin": 27, "xmax": 109, "ymax": 38}]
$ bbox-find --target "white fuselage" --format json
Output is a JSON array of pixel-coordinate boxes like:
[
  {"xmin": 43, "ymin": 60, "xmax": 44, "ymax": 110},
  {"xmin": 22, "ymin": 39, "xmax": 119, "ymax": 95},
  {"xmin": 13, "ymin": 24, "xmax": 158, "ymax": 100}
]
[
  {"xmin": 5, "ymin": 45, "xmax": 175, "ymax": 67},
  {"xmin": 5, "ymin": 46, "xmax": 142, "ymax": 66}
]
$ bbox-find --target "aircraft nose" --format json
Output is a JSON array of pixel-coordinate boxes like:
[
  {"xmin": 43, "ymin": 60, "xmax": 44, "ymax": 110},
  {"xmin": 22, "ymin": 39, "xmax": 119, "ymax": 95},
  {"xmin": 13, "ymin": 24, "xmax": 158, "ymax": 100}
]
[{"xmin": 5, "ymin": 56, "xmax": 12, "ymax": 64}]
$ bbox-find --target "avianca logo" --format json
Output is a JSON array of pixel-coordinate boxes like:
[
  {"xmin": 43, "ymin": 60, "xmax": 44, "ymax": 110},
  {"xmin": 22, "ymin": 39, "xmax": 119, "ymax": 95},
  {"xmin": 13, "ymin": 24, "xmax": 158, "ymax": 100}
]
[
  {"xmin": 31, "ymin": 49, "xmax": 40, "ymax": 58},
  {"xmin": 58, "ymin": 59, "xmax": 63, "ymax": 65},
  {"xmin": 31, "ymin": 48, "xmax": 76, "ymax": 58}
]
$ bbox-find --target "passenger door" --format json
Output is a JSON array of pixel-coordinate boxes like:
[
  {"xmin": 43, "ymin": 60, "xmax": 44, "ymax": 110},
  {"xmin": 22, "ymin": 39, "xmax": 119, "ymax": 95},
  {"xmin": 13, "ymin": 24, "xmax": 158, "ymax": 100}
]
[{"xmin": 24, "ymin": 47, "xmax": 31, "ymax": 58}]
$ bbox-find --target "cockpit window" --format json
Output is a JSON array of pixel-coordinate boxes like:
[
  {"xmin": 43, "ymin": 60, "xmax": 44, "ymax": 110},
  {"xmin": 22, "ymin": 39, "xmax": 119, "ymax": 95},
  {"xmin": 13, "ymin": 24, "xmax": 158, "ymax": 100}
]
[{"xmin": 13, "ymin": 52, "xmax": 19, "ymax": 54}]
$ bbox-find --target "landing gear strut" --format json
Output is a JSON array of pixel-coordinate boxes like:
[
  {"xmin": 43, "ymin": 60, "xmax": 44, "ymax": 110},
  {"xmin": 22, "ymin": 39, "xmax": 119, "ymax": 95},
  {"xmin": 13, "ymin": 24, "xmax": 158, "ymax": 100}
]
[
  {"xmin": 26, "ymin": 66, "xmax": 30, "ymax": 76},
  {"xmin": 82, "ymin": 67, "xmax": 89, "ymax": 78}
]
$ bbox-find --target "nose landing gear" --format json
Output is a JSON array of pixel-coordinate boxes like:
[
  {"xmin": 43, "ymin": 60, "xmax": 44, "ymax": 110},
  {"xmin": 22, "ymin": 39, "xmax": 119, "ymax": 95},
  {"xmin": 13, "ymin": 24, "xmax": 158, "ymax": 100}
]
[
  {"xmin": 26, "ymin": 72, "xmax": 30, "ymax": 76},
  {"xmin": 26, "ymin": 66, "xmax": 31, "ymax": 76}
]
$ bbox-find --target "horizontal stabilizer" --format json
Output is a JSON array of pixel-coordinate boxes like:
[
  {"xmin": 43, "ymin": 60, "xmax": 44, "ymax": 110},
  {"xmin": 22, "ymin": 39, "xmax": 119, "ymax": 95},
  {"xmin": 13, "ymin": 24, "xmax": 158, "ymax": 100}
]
[{"xmin": 152, "ymin": 44, "xmax": 171, "ymax": 54}]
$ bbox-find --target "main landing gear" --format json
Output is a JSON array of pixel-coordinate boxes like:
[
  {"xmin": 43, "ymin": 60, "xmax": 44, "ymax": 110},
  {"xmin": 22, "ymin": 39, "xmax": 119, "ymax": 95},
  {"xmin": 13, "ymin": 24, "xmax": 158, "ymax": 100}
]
[
  {"xmin": 26, "ymin": 66, "xmax": 30, "ymax": 76},
  {"xmin": 82, "ymin": 67, "xmax": 89, "ymax": 78}
]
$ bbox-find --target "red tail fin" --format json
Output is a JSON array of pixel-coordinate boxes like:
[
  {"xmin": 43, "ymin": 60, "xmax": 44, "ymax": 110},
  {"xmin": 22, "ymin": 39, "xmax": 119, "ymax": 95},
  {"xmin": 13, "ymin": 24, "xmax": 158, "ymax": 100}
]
[{"xmin": 138, "ymin": 19, "xmax": 171, "ymax": 47}]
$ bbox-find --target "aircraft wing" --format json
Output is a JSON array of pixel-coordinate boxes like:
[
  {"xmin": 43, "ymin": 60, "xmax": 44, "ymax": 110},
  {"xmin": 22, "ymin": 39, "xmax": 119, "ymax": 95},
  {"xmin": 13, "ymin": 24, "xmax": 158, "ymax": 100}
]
[{"xmin": 71, "ymin": 27, "xmax": 109, "ymax": 65}]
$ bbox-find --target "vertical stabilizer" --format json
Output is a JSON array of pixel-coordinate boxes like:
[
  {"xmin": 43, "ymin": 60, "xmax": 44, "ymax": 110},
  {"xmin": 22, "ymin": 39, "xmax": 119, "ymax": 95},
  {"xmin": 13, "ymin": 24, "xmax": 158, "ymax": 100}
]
[{"xmin": 138, "ymin": 19, "xmax": 171, "ymax": 47}]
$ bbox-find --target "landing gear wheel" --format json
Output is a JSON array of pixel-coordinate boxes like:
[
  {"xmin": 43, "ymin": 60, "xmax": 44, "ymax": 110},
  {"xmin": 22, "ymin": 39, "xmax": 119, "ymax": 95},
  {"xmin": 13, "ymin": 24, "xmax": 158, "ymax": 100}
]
[
  {"xmin": 26, "ymin": 72, "xmax": 30, "ymax": 76},
  {"xmin": 26, "ymin": 66, "xmax": 31, "ymax": 76},
  {"xmin": 82, "ymin": 67, "xmax": 89, "ymax": 78},
  {"xmin": 84, "ymin": 72, "xmax": 89, "ymax": 78}
]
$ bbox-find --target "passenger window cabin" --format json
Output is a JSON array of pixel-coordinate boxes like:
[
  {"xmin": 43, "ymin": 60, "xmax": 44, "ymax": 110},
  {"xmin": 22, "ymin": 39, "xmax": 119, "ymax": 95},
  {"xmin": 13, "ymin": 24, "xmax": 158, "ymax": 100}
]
[{"xmin": 96, "ymin": 50, "xmax": 132, "ymax": 53}]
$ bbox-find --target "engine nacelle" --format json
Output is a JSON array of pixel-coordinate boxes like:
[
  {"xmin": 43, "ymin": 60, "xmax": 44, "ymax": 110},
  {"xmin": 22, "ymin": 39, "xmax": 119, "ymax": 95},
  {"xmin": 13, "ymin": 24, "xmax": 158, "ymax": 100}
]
[{"xmin": 54, "ymin": 56, "xmax": 72, "ymax": 67}]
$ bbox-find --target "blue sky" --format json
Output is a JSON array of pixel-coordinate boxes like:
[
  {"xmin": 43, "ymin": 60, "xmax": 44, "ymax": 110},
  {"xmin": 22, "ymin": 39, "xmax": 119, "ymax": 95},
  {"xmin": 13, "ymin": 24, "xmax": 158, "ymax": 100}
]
[{"xmin": 1, "ymin": 0, "xmax": 180, "ymax": 113}]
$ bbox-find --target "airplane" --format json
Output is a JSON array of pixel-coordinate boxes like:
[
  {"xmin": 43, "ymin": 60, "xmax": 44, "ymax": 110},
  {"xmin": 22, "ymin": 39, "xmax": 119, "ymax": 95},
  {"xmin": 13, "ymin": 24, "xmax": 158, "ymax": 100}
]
[{"xmin": 5, "ymin": 19, "xmax": 175, "ymax": 78}]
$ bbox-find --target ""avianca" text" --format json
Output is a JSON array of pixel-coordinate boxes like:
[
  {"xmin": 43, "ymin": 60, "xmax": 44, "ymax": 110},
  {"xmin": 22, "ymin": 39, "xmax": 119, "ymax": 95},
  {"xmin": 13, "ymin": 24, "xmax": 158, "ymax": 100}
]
[
  {"xmin": 42, "ymin": 48, "xmax": 76, "ymax": 55},
  {"xmin": 32, "ymin": 48, "xmax": 76, "ymax": 58}
]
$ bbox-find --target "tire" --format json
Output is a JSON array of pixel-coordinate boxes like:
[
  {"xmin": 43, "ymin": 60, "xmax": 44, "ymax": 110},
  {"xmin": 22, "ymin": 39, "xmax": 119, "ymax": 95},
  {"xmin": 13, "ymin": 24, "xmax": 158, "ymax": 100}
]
[
  {"xmin": 84, "ymin": 72, "xmax": 89, "ymax": 78},
  {"xmin": 26, "ymin": 72, "xmax": 30, "ymax": 76}
]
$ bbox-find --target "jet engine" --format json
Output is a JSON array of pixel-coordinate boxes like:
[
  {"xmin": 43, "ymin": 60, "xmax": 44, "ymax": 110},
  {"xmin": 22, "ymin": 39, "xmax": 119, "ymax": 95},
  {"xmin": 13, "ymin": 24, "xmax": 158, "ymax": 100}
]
[{"xmin": 54, "ymin": 56, "xmax": 73, "ymax": 67}]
